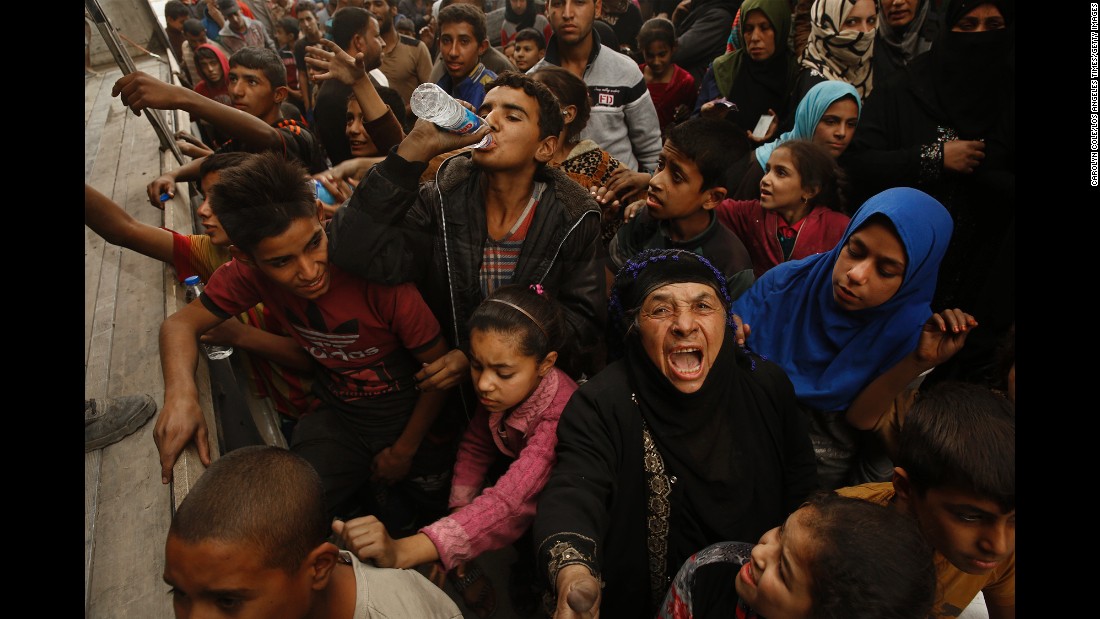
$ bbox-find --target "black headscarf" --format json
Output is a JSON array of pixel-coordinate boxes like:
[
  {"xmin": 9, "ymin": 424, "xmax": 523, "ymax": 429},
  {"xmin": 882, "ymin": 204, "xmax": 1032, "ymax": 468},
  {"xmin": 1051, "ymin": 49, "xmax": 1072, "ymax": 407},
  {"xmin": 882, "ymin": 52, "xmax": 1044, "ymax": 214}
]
[
  {"xmin": 504, "ymin": 0, "xmax": 538, "ymax": 30},
  {"xmin": 911, "ymin": 0, "xmax": 1015, "ymax": 137},
  {"xmin": 609, "ymin": 250, "xmax": 790, "ymax": 548}
]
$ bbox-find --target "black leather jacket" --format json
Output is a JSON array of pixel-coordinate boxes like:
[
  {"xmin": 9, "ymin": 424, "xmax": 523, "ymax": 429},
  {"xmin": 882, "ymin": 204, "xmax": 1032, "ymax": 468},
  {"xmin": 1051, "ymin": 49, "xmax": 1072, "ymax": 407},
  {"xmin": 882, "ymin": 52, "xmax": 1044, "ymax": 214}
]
[{"xmin": 329, "ymin": 149, "xmax": 606, "ymax": 379}]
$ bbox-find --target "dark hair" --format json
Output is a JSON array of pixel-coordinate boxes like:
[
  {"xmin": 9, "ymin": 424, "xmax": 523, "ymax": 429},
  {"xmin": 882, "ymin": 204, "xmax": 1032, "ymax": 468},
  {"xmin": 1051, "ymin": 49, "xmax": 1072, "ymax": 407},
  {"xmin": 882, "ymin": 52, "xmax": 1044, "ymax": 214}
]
[
  {"xmin": 331, "ymin": 6, "xmax": 373, "ymax": 49},
  {"xmin": 295, "ymin": 3, "xmax": 316, "ymax": 18},
  {"xmin": 183, "ymin": 18, "xmax": 206, "ymax": 36},
  {"xmin": 229, "ymin": 47, "xmax": 288, "ymax": 88},
  {"xmin": 773, "ymin": 140, "xmax": 847, "ymax": 212},
  {"xmin": 169, "ymin": 446, "xmax": 329, "ymax": 573},
  {"xmin": 438, "ymin": 3, "xmax": 488, "ymax": 43},
  {"xmin": 208, "ymin": 151, "xmax": 316, "ymax": 254},
  {"xmin": 385, "ymin": 0, "xmax": 398, "ymax": 7},
  {"xmin": 990, "ymin": 323, "xmax": 1015, "ymax": 394},
  {"xmin": 194, "ymin": 46, "xmax": 219, "ymax": 67},
  {"xmin": 666, "ymin": 117, "xmax": 752, "ymax": 190},
  {"xmin": 531, "ymin": 65, "xmax": 590, "ymax": 143},
  {"xmin": 440, "ymin": 0, "xmax": 487, "ymax": 10},
  {"xmin": 514, "ymin": 27, "xmax": 546, "ymax": 50},
  {"xmin": 165, "ymin": 0, "xmax": 190, "ymax": 20},
  {"xmin": 277, "ymin": 15, "xmax": 301, "ymax": 39},
  {"xmin": 801, "ymin": 492, "xmax": 937, "ymax": 619},
  {"xmin": 198, "ymin": 151, "xmax": 254, "ymax": 188},
  {"xmin": 898, "ymin": 381, "xmax": 1015, "ymax": 512},
  {"xmin": 485, "ymin": 71, "xmax": 564, "ymax": 140},
  {"xmin": 636, "ymin": 16, "xmax": 676, "ymax": 50},
  {"xmin": 469, "ymin": 284, "xmax": 565, "ymax": 360}
]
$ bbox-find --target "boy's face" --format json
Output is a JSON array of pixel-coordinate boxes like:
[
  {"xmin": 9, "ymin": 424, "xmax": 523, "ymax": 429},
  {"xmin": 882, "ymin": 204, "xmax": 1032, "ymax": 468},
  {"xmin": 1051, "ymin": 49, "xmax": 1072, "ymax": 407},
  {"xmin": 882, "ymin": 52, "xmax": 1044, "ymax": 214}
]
[
  {"xmin": 228, "ymin": 65, "xmax": 284, "ymax": 124},
  {"xmin": 197, "ymin": 170, "xmax": 231, "ymax": 246},
  {"xmin": 546, "ymin": 0, "xmax": 600, "ymax": 47},
  {"xmin": 646, "ymin": 143, "xmax": 715, "ymax": 221},
  {"xmin": 164, "ymin": 534, "xmax": 316, "ymax": 619},
  {"xmin": 244, "ymin": 214, "xmax": 331, "ymax": 300},
  {"xmin": 472, "ymin": 86, "xmax": 556, "ymax": 172},
  {"xmin": 274, "ymin": 26, "xmax": 294, "ymax": 48},
  {"xmin": 439, "ymin": 21, "xmax": 487, "ymax": 81},
  {"xmin": 512, "ymin": 39, "xmax": 544, "ymax": 72},
  {"xmin": 197, "ymin": 54, "xmax": 224, "ymax": 84},
  {"xmin": 298, "ymin": 10, "xmax": 322, "ymax": 39},
  {"xmin": 184, "ymin": 29, "xmax": 208, "ymax": 46},
  {"xmin": 167, "ymin": 15, "xmax": 188, "ymax": 32},
  {"xmin": 228, "ymin": 12, "xmax": 247, "ymax": 33},
  {"xmin": 907, "ymin": 484, "xmax": 1016, "ymax": 576}
]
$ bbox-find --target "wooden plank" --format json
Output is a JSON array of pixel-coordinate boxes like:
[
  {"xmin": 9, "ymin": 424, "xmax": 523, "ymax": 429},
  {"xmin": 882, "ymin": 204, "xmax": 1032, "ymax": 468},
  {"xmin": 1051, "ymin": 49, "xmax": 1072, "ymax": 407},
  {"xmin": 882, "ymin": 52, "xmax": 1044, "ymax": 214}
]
[
  {"xmin": 86, "ymin": 57, "xmax": 174, "ymax": 619},
  {"xmin": 85, "ymin": 67, "xmax": 122, "ymax": 181},
  {"xmin": 85, "ymin": 449, "xmax": 102, "ymax": 616}
]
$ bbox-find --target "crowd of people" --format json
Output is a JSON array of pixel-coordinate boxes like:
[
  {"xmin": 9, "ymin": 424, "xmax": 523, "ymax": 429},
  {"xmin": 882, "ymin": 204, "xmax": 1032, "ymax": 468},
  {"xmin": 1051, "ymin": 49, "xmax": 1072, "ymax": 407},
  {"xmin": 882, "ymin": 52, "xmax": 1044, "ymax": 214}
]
[{"xmin": 85, "ymin": 0, "xmax": 1014, "ymax": 617}]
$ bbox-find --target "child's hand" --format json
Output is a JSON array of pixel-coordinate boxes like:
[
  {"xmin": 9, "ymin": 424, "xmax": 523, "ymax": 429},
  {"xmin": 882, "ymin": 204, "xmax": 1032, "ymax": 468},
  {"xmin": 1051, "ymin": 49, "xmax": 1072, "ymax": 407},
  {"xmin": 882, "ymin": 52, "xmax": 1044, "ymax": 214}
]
[
  {"xmin": 200, "ymin": 318, "xmax": 245, "ymax": 347},
  {"xmin": 305, "ymin": 38, "xmax": 367, "ymax": 86},
  {"xmin": 153, "ymin": 394, "xmax": 211, "ymax": 484},
  {"xmin": 371, "ymin": 446, "xmax": 414, "ymax": 484},
  {"xmin": 913, "ymin": 308, "xmax": 978, "ymax": 370},
  {"xmin": 147, "ymin": 173, "xmax": 177, "ymax": 209},
  {"xmin": 745, "ymin": 108, "xmax": 779, "ymax": 144},
  {"xmin": 622, "ymin": 199, "xmax": 646, "ymax": 221},
  {"xmin": 604, "ymin": 167, "xmax": 651, "ymax": 205},
  {"xmin": 112, "ymin": 71, "xmax": 184, "ymax": 117},
  {"xmin": 333, "ymin": 515, "xmax": 398, "ymax": 568},
  {"xmin": 415, "ymin": 348, "xmax": 470, "ymax": 391},
  {"xmin": 397, "ymin": 119, "xmax": 490, "ymax": 166}
]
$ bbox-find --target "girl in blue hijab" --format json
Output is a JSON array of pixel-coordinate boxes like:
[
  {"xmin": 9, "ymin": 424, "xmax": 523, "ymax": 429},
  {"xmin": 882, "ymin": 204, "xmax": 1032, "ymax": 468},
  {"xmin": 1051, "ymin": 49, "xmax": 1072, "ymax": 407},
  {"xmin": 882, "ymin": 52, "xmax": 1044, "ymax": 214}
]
[
  {"xmin": 726, "ymin": 80, "xmax": 862, "ymax": 200},
  {"xmin": 731, "ymin": 186, "xmax": 978, "ymax": 489}
]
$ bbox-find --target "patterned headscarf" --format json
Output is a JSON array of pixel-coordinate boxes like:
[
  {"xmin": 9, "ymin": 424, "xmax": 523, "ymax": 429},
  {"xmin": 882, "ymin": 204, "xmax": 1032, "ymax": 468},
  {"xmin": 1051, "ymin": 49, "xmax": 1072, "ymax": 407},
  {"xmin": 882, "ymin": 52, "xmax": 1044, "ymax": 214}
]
[{"xmin": 800, "ymin": 0, "xmax": 877, "ymax": 100}]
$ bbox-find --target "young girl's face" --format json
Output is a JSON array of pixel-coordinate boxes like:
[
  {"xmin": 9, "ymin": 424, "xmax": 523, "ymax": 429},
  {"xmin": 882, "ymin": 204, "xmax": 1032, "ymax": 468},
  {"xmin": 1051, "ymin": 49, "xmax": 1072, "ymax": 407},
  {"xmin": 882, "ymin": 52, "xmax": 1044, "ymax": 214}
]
[
  {"xmin": 760, "ymin": 147, "xmax": 808, "ymax": 210},
  {"xmin": 831, "ymin": 220, "xmax": 907, "ymax": 311},
  {"xmin": 197, "ymin": 53, "xmax": 223, "ymax": 84},
  {"xmin": 812, "ymin": 98, "xmax": 859, "ymax": 158},
  {"xmin": 734, "ymin": 507, "xmax": 816, "ymax": 619},
  {"xmin": 469, "ymin": 328, "xmax": 555, "ymax": 414},
  {"xmin": 345, "ymin": 98, "xmax": 378, "ymax": 157},
  {"xmin": 642, "ymin": 40, "xmax": 674, "ymax": 80}
]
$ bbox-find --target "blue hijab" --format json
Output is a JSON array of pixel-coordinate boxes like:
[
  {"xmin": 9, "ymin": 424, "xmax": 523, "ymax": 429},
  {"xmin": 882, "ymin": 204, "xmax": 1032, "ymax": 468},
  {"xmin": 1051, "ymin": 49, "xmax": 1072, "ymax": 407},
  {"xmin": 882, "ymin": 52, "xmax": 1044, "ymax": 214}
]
[
  {"xmin": 731, "ymin": 187, "xmax": 954, "ymax": 412},
  {"xmin": 754, "ymin": 80, "xmax": 861, "ymax": 168}
]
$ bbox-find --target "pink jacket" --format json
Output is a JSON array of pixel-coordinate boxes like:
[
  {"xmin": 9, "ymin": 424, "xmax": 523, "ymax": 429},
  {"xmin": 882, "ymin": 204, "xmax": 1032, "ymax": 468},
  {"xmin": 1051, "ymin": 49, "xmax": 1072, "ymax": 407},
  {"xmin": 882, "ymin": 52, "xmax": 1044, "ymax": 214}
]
[
  {"xmin": 716, "ymin": 199, "xmax": 850, "ymax": 279},
  {"xmin": 419, "ymin": 367, "xmax": 577, "ymax": 570}
]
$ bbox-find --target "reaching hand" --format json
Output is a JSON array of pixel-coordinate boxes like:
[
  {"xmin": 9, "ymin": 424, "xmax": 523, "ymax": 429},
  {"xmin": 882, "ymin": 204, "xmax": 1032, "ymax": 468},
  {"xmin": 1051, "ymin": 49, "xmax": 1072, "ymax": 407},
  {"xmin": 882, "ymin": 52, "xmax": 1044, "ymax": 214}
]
[
  {"xmin": 913, "ymin": 308, "xmax": 978, "ymax": 369},
  {"xmin": 152, "ymin": 395, "xmax": 210, "ymax": 484},
  {"xmin": 112, "ymin": 71, "xmax": 184, "ymax": 117},
  {"xmin": 414, "ymin": 348, "xmax": 470, "ymax": 392},
  {"xmin": 305, "ymin": 38, "xmax": 368, "ymax": 86},
  {"xmin": 332, "ymin": 516, "xmax": 398, "ymax": 567}
]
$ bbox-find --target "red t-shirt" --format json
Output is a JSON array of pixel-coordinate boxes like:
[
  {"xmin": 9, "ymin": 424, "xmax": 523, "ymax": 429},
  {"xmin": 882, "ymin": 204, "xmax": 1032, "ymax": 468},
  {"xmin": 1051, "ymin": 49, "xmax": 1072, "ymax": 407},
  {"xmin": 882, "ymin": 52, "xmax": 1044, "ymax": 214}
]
[{"xmin": 201, "ymin": 260, "xmax": 441, "ymax": 403}]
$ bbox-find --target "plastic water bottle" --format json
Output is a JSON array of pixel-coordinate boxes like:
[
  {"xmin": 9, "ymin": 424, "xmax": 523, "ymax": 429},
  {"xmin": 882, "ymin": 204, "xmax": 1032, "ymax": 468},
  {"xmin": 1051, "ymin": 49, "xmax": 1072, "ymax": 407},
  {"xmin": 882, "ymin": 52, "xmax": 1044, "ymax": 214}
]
[
  {"xmin": 183, "ymin": 276, "xmax": 234, "ymax": 360},
  {"xmin": 313, "ymin": 179, "xmax": 338, "ymax": 206},
  {"xmin": 410, "ymin": 83, "xmax": 493, "ymax": 149}
]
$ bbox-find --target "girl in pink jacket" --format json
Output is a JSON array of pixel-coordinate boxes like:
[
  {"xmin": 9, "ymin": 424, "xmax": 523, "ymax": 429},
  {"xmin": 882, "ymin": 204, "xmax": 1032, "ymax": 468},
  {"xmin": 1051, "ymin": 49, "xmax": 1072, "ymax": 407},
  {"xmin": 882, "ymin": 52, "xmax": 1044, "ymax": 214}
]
[{"xmin": 334, "ymin": 284, "xmax": 577, "ymax": 617}]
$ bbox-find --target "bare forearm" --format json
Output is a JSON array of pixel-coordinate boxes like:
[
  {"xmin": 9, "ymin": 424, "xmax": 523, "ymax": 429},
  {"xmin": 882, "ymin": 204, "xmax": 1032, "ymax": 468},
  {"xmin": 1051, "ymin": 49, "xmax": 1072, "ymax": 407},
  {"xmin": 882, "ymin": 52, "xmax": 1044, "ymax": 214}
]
[
  {"xmin": 351, "ymin": 74, "xmax": 388, "ymax": 123},
  {"xmin": 392, "ymin": 533, "xmax": 442, "ymax": 569},
  {"xmin": 846, "ymin": 354, "xmax": 931, "ymax": 430},
  {"xmin": 227, "ymin": 321, "xmax": 314, "ymax": 371},
  {"xmin": 160, "ymin": 317, "xmax": 203, "ymax": 405},
  {"xmin": 183, "ymin": 92, "xmax": 282, "ymax": 149}
]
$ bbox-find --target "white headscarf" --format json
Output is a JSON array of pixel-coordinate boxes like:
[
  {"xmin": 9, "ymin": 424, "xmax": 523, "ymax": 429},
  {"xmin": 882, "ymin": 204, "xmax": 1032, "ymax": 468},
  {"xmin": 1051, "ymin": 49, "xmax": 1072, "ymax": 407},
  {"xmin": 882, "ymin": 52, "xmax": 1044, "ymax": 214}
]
[{"xmin": 800, "ymin": 0, "xmax": 876, "ymax": 100}]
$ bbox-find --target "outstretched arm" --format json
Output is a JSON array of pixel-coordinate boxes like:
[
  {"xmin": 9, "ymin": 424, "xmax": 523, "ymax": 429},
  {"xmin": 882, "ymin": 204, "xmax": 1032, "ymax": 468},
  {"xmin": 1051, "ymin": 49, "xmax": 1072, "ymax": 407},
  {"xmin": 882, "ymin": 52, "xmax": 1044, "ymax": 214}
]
[
  {"xmin": 85, "ymin": 184, "xmax": 175, "ymax": 264},
  {"xmin": 113, "ymin": 71, "xmax": 284, "ymax": 151},
  {"xmin": 845, "ymin": 309, "xmax": 978, "ymax": 430},
  {"xmin": 156, "ymin": 299, "xmax": 228, "ymax": 483}
]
